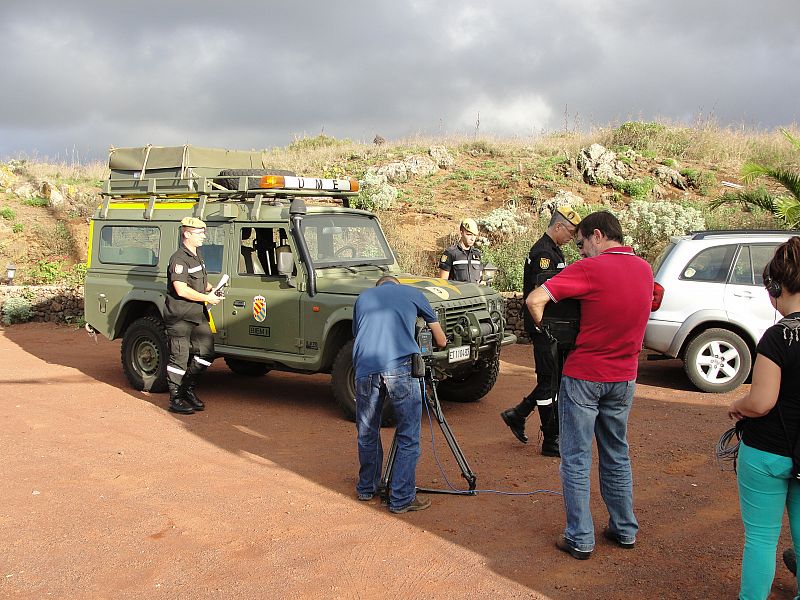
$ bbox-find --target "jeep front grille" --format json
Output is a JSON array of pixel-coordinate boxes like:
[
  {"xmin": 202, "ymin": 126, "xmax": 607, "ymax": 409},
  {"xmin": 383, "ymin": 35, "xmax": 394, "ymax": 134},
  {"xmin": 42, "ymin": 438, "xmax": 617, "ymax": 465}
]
[{"xmin": 437, "ymin": 298, "xmax": 489, "ymax": 333}]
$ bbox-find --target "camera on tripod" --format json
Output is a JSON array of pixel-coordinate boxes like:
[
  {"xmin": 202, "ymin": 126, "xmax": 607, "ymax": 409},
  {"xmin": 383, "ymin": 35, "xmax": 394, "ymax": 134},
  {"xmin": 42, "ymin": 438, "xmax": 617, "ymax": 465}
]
[{"xmin": 412, "ymin": 321, "xmax": 435, "ymax": 377}]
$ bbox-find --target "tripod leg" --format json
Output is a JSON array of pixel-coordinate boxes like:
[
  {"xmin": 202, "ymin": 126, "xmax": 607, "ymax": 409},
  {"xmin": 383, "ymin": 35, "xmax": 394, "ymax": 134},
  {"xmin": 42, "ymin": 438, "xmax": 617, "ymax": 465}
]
[
  {"xmin": 421, "ymin": 373, "xmax": 477, "ymax": 492},
  {"xmin": 379, "ymin": 430, "xmax": 399, "ymax": 503}
]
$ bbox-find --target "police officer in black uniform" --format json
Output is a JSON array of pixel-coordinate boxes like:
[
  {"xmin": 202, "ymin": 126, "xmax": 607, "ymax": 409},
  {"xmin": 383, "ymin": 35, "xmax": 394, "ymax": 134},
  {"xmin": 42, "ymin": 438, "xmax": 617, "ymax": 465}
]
[
  {"xmin": 438, "ymin": 218, "xmax": 483, "ymax": 283},
  {"xmin": 165, "ymin": 217, "xmax": 222, "ymax": 414},
  {"xmin": 500, "ymin": 206, "xmax": 581, "ymax": 456}
]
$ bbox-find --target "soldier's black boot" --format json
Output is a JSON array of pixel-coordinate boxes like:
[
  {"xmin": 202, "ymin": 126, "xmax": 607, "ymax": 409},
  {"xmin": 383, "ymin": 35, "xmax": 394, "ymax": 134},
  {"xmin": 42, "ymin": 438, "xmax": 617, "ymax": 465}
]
[
  {"xmin": 181, "ymin": 374, "xmax": 205, "ymax": 411},
  {"xmin": 539, "ymin": 404, "xmax": 560, "ymax": 457},
  {"xmin": 168, "ymin": 382, "xmax": 194, "ymax": 414},
  {"xmin": 500, "ymin": 406, "xmax": 529, "ymax": 444}
]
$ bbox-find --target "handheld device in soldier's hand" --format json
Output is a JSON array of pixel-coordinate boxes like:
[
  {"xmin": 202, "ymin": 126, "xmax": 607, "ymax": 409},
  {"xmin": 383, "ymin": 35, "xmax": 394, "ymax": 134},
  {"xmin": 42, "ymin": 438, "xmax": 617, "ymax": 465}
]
[{"xmin": 212, "ymin": 274, "xmax": 229, "ymax": 297}]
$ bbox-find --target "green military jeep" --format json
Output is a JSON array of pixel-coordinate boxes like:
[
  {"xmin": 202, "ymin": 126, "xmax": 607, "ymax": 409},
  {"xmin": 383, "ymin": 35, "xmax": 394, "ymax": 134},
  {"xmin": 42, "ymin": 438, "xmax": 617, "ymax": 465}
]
[{"xmin": 84, "ymin": 145, "xmax": 516, "ymax": 421}]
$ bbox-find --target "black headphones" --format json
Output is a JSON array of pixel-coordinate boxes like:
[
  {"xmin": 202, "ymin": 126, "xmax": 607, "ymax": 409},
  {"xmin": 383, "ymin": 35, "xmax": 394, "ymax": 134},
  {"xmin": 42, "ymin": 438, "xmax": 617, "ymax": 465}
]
[{"xmin": 765, "ymin": 265, "xmax": 783, "ymax": 298}]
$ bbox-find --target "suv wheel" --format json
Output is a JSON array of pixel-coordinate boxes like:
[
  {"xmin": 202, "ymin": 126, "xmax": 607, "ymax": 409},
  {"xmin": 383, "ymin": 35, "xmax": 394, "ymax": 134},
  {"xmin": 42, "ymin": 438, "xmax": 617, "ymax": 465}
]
[
  {"xmin": 437, "ymin": 354, "xmax": 500, "ymax": 403},
  {"xmin": 224, "ymin": 357, "xmax": 270, "ymax": 377},
  {"xmin": 331, "ymin": 339, "xmax": 395, "ymax": 426},
  {"xmin": 121, "ymin": 316, "xmax": 168, "ymax": 393},
  {"xmin": 683, "ymin": 328, "xmax": 752, "ymax": 393}
]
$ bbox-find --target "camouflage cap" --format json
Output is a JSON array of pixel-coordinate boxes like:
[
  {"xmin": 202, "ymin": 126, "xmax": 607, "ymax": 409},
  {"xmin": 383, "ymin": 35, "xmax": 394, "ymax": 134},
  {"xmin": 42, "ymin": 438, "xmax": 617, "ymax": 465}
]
[
  {"xmin": 556, "ymin": 206, "xmax": 581, "ymax": 226},
  {"xmin": 181, "ymin": 217, "xmax": 206, "ymax": 229},
  {"xmin": 460, "ymin": 218, "xmax": 479, "ymax": 235}
]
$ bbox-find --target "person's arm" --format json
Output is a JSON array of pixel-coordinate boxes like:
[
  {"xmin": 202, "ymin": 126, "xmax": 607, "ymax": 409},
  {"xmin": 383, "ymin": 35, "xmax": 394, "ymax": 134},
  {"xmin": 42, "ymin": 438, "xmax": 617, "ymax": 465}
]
[
  {"xmin": 438, "ymin": 269, "xmax": 450, "ymax": 280},
  {"xmin": 525, "ymin": 286, "xmax": 552, "ymax": 327},
  {"xmin": 438, "ymin": 250, "xmax": 453, "ymax": 280},
  {"xmin": 428, "ymin": 321, "xmax": 447, "ymax": 348},
  {"xmin": 173, "ymin": 281, "xmax": 221, "ymax": 306},
  {"xmin": 728, "ymin": 354, "xmax": 781, "ymax": 419}
]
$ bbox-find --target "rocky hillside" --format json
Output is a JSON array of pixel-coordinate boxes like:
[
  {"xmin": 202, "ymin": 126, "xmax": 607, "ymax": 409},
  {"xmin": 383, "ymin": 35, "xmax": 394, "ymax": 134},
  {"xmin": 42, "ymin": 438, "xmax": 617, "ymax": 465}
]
[{"xmin": 0, "ymin": 122, "xmax": 792, "ymax": 286}]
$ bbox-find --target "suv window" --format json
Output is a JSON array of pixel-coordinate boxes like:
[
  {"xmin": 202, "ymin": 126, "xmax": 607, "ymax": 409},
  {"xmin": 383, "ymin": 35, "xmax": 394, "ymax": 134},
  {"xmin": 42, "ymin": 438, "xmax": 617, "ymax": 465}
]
[
  {"xmin": 652, "ymin": 241, "xmax": 675, "ymax": 275},
  {"xmin": 730, "ymin": 244, "xmax": 780, "ymax": 286},
  {"xmin": 679, "ymin": 245, "xmax": 737, "ymax": 283},
  {"xmin": 98, "ymin": 225, "xmax": 159, "ymax": 266}
]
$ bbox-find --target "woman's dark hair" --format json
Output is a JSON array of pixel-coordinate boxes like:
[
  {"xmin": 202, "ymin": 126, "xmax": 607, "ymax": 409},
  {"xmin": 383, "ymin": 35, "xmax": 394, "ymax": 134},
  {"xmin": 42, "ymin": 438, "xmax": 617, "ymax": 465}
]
[
  {"xmin": 764, "ymin": 236, "xmax": 800, "ymax": 295},
  {"xmin": 576, "ymin": 211, "xmax": 624, "ymax": 243}
]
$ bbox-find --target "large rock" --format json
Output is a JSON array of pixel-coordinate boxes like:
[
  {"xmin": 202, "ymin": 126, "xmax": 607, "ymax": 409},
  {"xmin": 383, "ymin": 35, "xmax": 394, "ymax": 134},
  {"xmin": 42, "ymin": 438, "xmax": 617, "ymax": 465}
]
[
  {"xmin": 652, "ymin": 165, "xmax": 688, "ymax": 190},
  {"xmin": 403, "ymin": 155, "xmax": 438, "ymax": 177},
  {"xmin": 39, "ymin": 180, "xmax": 66, "ymax": 208},
  {"xmin": 577, "ymin": 143, "xmax": 629, "ymax": 184},
  {"xmin": 539, "ymin": 190, "xmax": 586, "ymax": 218},
  {"xmin": 376, "ymin": 162, "xmax": 408, "ymax": 183},
  {"xmin": 428, "ymin": 146, "xmax": 455, "ymax": 169},
  {"xmin": 11, "ymin": 182, "xmax": 35, "ymax": 200}
]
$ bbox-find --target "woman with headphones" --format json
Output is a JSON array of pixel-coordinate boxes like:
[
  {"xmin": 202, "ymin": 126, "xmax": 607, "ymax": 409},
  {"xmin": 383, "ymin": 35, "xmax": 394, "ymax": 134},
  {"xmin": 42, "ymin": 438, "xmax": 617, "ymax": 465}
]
[{"xmin": 728, "ymin": 236, "xmax": 800, "ymax": 600}]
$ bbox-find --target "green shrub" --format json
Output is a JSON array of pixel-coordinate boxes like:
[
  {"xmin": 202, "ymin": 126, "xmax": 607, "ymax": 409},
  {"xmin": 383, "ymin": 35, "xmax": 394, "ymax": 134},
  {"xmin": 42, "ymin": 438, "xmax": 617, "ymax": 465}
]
[
  {"xmin": 611, "ymin": 176, "xmax": 656, "ymax": 200},
  {"xmin": 2, "ymin": 296, "xmax": 33, "ymax": 325},
  {"xmin": 620, "ymin": 200, "xmax": 706, "ymax": 262},
  {"xmin": 288, "ymin": 134, "xmax": 345, "ymax": 151},
  {"xmin": 478, "ymin": 207, "xmax": 527, "ymax": 242},
  {"xmin": 28, "ymin": 258, "xmax": 66, "ymax": 285},
  {"xmin": 22, "ymin": 196, "xmax": 49, "ymax": 207},
  {"xmin": 680, "ymin": 168, "xmax": 717, "ymax": 196},
  {"xmin": 459, "ymin": 140, "xmax": 502, "ymax": 157},
  {"xmin": 611, "ymin": 122, "xmax": 666, "ymax": 152},
  {"xmin": 0, "ymin": 207, "xmax": 15, "ymax": 220},
  {"xmin": 660, "ymin": 158, "xmax": 678, "ymax": 168},
  {"xmin": 12, "ymin": 223, "xmax": 23, "ymax": 233}
]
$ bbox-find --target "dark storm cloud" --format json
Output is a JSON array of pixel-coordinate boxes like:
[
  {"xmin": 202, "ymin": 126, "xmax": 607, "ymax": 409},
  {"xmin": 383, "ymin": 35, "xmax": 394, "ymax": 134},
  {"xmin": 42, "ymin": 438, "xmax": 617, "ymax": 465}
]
[{"xmin": 0, "ymin": 0, "xmax": 797, "ymax": 161}]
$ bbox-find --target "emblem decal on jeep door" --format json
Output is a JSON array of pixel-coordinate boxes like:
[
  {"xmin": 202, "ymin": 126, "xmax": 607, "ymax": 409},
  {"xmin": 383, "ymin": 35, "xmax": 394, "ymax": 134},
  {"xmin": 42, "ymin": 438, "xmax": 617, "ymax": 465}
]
[
  {"xmin": 426, "ymin": 286, "xmax": 450, "ymax": 300},
  {"xmin": 253, "ymin": 295, "xmax": 267, "ymax": 322}
]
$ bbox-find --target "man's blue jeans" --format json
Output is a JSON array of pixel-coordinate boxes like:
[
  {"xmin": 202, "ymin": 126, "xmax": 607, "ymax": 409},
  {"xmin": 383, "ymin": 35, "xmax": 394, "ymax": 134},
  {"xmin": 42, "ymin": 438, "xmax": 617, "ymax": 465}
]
[
  {"xmin": 558, "ymin": 375, "xmax": 638, "ymax": 552},
  {"xmin": 355, "ymin": 360, "xmax": 423, "ymax": 511}
]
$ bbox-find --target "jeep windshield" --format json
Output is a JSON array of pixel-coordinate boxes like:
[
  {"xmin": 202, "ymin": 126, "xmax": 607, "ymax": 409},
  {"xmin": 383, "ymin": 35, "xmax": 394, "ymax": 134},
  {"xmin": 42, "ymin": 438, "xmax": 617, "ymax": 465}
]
[{"xmin": 300, "ymin": 214, "xmax": 394, "ymax": 268}]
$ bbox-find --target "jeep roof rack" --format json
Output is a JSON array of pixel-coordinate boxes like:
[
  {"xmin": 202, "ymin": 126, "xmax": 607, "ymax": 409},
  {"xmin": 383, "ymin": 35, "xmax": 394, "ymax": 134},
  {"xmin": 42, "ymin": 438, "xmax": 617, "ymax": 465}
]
[{"xmin": 689, "ymin": 229, "xmax": 800, "ymax": 239}]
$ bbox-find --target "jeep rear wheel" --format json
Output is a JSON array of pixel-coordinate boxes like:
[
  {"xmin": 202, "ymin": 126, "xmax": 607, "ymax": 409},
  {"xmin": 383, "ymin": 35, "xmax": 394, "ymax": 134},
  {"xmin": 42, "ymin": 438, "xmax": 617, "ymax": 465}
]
[
  {"xmin": 224, "ymin": 357, "xmax": 270, "ymax": 377},
  {"xmin": 331, "ymin": 340, "xmax": 395, "ymax": 426},
  {"xmin": 121, "ymin": 316, "xmax": 168, "ymax": 393},
  {"xmin": 684, "ymin": 328, "xmax": 751, "ymax": 393},
  {"xmin": 437, "ymin": 354, "xmax": 500, "ymax": 403}
]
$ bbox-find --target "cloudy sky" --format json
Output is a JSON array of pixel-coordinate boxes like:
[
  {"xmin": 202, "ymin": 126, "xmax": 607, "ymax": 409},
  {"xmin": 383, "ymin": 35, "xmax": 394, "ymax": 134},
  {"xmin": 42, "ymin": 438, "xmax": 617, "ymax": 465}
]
[{"xmin": 1, "ymin": 0, "xmax": 797, "ymax": 162}]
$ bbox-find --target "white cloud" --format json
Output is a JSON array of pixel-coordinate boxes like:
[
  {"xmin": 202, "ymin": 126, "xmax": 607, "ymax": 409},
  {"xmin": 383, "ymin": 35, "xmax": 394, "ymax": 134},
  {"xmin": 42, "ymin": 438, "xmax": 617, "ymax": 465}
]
[{"xmin": 458, "ymin": 95, "xmax": 553, "ymax": 136}]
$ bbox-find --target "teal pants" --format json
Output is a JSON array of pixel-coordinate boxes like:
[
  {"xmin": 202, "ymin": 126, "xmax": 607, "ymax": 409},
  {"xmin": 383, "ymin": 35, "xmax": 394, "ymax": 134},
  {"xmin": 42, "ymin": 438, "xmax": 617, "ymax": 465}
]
[{"xmin": 737, "ymin": 442, "xmax": 800, "ymax": 600}]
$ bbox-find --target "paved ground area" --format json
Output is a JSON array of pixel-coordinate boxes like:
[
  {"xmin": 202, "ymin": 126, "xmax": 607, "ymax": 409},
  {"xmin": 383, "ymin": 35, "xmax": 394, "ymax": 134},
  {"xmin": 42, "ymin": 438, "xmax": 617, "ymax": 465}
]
[{"xmin": 1, "ymin": 323, "xmax": 797, "ymax": 599}]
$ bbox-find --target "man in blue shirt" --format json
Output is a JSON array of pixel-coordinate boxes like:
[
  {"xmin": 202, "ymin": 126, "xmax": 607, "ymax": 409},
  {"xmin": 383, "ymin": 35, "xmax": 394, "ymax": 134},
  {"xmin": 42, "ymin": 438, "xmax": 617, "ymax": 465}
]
[{"xmin": 353, "ymin": 276, "xmax": 447, "ymax": 513}]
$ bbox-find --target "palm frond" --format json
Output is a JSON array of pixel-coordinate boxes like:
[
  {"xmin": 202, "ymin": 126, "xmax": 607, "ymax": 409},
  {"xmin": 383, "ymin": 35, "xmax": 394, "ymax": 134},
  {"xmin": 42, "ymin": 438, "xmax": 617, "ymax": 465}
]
[
  {"xmin": 781, "ymin": 128, "xmax": 800, "ymax": 153},
  {"xmin": 775, "ymin": 196, "xmax": 800, "ymax": 228},
  {"xmin": 709, "ymin": 187, "xmax": 777, "ymax": 212},
  {"xmin": 766, "ymin": 168, "xmax": 800, "ymax": 202}
]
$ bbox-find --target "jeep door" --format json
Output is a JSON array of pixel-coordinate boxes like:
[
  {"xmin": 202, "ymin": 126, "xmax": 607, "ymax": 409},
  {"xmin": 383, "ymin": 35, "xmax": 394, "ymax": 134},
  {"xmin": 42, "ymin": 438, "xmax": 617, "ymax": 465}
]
[{"xmin": 222, "ymin": 225, "xmax": 300, "ymax": 354}]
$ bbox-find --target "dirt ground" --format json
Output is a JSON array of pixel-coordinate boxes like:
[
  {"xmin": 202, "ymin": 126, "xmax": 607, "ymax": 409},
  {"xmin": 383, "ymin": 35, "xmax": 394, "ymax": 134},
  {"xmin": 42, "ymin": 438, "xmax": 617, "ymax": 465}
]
[{"xmin": 1, "ymin": 323, "xmax": 797, "ymax": 599}]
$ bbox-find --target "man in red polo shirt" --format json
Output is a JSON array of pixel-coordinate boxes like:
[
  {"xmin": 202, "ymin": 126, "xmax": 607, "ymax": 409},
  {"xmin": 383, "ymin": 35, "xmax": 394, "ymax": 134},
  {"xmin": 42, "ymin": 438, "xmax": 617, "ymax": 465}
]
[{"xmin": 526, "ymin": 211, "xmax": 653, "ymax": 560}]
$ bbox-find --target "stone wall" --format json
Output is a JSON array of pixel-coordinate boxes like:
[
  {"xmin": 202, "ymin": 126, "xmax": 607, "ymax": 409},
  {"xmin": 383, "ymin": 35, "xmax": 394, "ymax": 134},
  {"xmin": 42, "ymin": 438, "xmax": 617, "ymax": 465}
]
[
  {"xmin": 0, "ymin": 285, "xmax": 84, "ymax": 324},
  {"xmin": 502, "ymin": 292, "xmax": 530, "ymax": 344}
]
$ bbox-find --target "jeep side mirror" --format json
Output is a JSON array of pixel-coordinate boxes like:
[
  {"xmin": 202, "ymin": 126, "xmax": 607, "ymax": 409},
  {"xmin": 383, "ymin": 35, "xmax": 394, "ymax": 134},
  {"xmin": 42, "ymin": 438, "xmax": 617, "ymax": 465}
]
[{"xmin": 277, "ymin": 249, "xmax": 294, "ymax": 275}]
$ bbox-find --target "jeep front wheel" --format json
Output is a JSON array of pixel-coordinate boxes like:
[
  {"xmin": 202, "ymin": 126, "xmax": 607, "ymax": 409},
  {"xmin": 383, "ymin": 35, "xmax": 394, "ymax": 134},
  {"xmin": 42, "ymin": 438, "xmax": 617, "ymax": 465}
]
[
  {"xmin": 121, "ymin": 316, "xmax": 169, "ymax": 393},
  {"xmin": 331, "ymin": 339, "xmax": 395, "ymax": 426},
  {"xmin": 683, "ymin": 328, "xmax": 751, "ymax": 393},
  {"xmin": 437, "ymin": 354, "xmax": 500, "ymax": 403},
  {"xmin": 224, "ymin": 357, "xmax": 270, "ymax": 377}
]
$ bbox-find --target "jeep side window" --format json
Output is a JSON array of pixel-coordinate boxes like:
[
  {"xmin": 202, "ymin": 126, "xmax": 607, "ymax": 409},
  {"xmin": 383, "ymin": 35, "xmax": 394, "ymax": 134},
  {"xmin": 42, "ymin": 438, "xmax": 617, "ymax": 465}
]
[
  {"xmin": 197, "ymin": 226, "xmax": 224, "ymax": 274},
  {"xmin": 680, "ymin": 245, "xmax": 736, "ymax": 282},
  {"xmin": 730, "ymin": 246, "xmax": 754, "ymax": 285},
  {"xmin": 98, "ymin": 225, "xmax": 159, "ymax": 266},
  {"xmin": 238, "ymin": 227, "xmax": 292, "ymax": 276}
]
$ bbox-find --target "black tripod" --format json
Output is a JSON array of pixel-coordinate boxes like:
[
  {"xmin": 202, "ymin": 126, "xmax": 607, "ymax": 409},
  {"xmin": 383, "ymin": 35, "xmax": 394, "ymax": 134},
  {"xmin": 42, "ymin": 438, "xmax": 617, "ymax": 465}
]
[{"xmin": 379, "ymin": 362, "xmax": 477, "ymax": 501}]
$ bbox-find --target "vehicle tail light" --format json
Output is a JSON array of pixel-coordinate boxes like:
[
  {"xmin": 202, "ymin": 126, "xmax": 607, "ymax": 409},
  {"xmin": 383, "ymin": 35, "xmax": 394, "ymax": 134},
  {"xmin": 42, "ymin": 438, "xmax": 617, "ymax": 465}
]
[{"xmin": 651, "ymin": 282, "xmax": 664, "ymax": 311}]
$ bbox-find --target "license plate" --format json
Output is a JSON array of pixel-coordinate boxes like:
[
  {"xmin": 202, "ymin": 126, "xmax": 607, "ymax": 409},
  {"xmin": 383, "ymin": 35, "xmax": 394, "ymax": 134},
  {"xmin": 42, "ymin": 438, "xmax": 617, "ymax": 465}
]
[{"xmin": 448, "ymin": 345, "xmax": 471, "ymax": 363}]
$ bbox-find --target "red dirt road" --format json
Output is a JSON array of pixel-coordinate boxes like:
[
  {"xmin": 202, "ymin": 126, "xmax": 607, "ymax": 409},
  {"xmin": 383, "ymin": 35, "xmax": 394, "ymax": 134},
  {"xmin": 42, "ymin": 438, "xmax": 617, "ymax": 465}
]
[{"xmin": 0, "ymin": 323, "xmax": 796, "ymax": 599}]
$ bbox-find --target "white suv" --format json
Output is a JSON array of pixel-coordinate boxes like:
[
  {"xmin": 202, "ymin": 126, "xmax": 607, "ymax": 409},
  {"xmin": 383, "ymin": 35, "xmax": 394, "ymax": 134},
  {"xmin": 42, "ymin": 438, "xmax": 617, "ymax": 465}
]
[{"xmin": 645, "ymin": 230, "xmax": 799, "ymax": 393}]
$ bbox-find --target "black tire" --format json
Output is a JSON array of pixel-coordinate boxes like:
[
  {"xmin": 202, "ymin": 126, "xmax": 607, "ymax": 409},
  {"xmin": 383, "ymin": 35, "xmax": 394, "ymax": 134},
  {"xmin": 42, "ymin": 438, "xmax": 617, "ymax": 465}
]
[
  {"xmin": 437, "ymin": 354, "xmax": 500, "ymax": 403},
  {"xmin": 121, "ymin": 316, "xmax": 169, "ymax": 393},
  {"xmin": 683, "ymin": 328, "xmax": 752, "ymax": 393},
  {"xmin": 224, "ymin": 357, "xmax": 270, "ymax": 377},
  {"xmin": 331, "ymin": 339, "xmax": 395, "ymax": 426},
  {"xmin": 216, "ymin": 168, "xmax": 297, "ymax": 191}
]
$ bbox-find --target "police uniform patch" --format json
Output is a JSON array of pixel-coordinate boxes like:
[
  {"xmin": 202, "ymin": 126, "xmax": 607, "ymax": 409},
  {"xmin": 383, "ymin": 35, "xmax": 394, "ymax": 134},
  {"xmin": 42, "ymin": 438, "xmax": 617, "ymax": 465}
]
[
  {"xmin": 174, "ymin": 264, "xmax": 184, "ymax": 274},
  {"xmin": 440, "ymin": 254, "xmax": 448, "ymax": 264},
  {"xmin": 539, "ymin": 257, "xmax": 551, "ymax": 269},
  {"xmin": 253, "ymin": 295, "xmax": 267, "ymax": 322}
]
